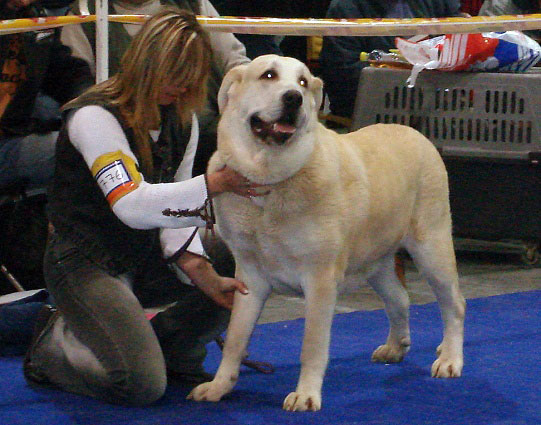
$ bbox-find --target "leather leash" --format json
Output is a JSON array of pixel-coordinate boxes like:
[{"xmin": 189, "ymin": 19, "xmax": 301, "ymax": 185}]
[{"xmin": 215, "ymin": 335, "xmax": 275, "ymax": 374}]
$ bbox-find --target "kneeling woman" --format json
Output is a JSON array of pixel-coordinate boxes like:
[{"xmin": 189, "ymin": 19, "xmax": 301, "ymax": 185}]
[{"xmin": 24, "ymin": 10, "xmax": 262, "ymax": 406}]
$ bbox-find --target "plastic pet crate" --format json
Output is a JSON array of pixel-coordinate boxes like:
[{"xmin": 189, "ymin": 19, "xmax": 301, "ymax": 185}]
[{"xmin": 350, "ymin": 67, "xmax": 541, "ymax": 264}]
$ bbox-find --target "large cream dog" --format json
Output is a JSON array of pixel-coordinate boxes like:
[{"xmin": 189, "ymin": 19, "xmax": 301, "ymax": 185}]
[{"xmin": 188, "ymin": 55, "xmax": 465, "ymax": 411}]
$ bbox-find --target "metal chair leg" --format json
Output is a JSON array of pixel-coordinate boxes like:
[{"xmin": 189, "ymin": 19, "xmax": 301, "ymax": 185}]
[{"xmin": 0, "ymin": 264, "xmax": 26, "ymax": 292}]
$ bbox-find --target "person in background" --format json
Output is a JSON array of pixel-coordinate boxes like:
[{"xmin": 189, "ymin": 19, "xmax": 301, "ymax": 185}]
[
  {"xmin": 320, "ymin": 0, "xmax": 463, "ymax": 119},
  {"xmin": 479, "ymin": 0, "xmax": 540, "ymax": 15},
  {"xmin": 60, "ymin": 0, "xmax": 250, "ymax": 178},
  {"xmin": 479, "ymin": 0, "xmax": 541, "ymax": 41},
  {"xmin": 460, "ymin": 0, "xmax": 484, "ymax": 15},
  {"xmin": 277, "ymin": 1, "xmax": 333, "ymax": 64},
  {"xmin": 0, "ymin": 0, "xmax": 91, "ymax": 190},
  {"xmin": 212, "ymin": 0, "xmax": 284, "ymax": 59},
  {"xmin": 23, "ymin": 9, "xmax": 265, "ymax": 405},
  {"xmin": 213, "ymin": 1, "xmax": 334, "ymax": 61}
]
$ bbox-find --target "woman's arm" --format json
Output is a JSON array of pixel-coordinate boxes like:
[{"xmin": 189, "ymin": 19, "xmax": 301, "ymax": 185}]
[
  {"xmin": 199, "ymin": 0, "xmax": 250, "ymax": 73},
  {"xmin": 68, "ymin": 105, "xmax": 211, "ymax": 229},
  {"xmin": 68, "ymin": 105, "xmax": 265, "ymax": 230},
  {"xmin": 176, "ymin": 251, "xmax": 248, "ymax": 310}
]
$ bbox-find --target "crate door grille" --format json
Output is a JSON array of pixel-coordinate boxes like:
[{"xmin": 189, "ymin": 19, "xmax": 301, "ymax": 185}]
[
  {"xmin": 353, "ymin": 68, "xmax": 540, "ymax": 160},
  {"xmin": 376, "ymin": 84, "xmax": 534, "ymax": 146}
]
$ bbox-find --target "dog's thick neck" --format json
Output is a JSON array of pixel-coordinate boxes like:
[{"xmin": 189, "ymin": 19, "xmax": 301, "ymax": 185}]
[{"xmin": 217, "ymin": 120, "xmax": 319, "ymax": 185}]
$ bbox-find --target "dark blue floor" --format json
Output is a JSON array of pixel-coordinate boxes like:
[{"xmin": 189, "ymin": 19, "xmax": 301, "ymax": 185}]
[{"xmin": 1, "ymin": 290, "xmax": 539, "ymax": 425}]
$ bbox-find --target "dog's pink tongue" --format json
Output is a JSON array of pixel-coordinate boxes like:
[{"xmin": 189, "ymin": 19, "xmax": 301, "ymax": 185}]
[{"xmin": 272, "ymin": 122, "xmax": 296, "ymax": 133}]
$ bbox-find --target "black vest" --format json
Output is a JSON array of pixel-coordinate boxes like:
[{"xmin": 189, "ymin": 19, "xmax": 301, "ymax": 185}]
[{"xmin": 47, "ymin": 94, "xmax": 191, "ymax": 275}]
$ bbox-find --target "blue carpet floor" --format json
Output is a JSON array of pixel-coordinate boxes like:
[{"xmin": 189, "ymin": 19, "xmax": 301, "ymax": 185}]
[{"xmin": 0, "ymin": 290, "xmax": 539, "ymax": 425}]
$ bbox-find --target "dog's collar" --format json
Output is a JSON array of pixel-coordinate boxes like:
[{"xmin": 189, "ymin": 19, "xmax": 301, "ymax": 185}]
[{"xmin": 249, "ymin": 193, "xmax": 268, "ymax": 208}]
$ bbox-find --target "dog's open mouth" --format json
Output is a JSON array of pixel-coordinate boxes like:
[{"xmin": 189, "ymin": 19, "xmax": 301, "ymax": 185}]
[{"xmin": 250, "ymin": 114, "xmax": 297, "ymax": 145}]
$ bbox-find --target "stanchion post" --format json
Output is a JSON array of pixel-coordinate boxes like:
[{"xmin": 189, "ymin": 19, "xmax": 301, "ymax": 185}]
[{"xmin": 95, "ymin": 0, "xmax": 109, "ymax": 83}]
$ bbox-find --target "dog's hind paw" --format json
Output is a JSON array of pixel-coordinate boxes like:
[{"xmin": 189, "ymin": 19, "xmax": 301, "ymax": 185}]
[
  {"xmin": 283, "ymin": 391, "xmax": 321, "ymax": 412},
  {"xmin": 431, "ymin": 357, "xmax": 463, "ymax": 378},
  {"xmin": 371, "ymin": 343, "xmax": 409, "ymax": 363}
]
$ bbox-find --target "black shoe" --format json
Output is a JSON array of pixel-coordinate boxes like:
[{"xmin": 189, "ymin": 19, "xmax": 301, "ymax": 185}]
[
  {"xmin": 23, "ymin": 304, "xmax": 57, "ymax": 386},
  {"xmin": 167, "ymin": 368, "xmax": 214, "ymax": 387}
]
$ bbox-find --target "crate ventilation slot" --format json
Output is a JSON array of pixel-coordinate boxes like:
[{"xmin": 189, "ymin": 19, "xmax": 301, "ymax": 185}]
[{"xmin": 377, "ymin": 86, "xmax": 532, "ymax": 144}]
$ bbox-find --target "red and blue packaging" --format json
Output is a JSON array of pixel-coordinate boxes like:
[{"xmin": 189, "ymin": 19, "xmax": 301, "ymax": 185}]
[{"xmin": 396, "ymin": 31, "xmax": 541, "ymax": 87}]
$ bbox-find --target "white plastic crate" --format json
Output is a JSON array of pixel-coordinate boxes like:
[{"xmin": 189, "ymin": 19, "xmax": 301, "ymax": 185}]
[{"xmin": 351, "ymin": 67, "xmax": 541, "ymax": 162}]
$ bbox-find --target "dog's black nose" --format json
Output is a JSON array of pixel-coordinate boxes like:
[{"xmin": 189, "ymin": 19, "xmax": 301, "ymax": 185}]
[{"xmin": 282, "ymin": 90, "xmax": 303, "ymax": 109}]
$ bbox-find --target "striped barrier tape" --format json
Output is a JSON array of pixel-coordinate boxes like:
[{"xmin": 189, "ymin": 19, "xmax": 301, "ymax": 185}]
[
  {"xmin": 0, "ymin": 15, "xmax": 96, "ymax": 35},
  {"xmin": 1, "ymin": 14, "xmax": 540, "ymax": 37}
]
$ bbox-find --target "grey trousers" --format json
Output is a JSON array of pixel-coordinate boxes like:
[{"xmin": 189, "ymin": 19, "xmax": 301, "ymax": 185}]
[
  {"xmin": 0, "ymin": 131, "xmax": 57, "ymax": 190},
  {"xmin": 26, "ymin": 231, "xmax": 230, "ymax": 405}
]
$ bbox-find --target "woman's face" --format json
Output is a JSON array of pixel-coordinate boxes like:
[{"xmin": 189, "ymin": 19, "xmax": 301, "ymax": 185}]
[{"xmin": 158, "ymin": 84, "xmax": 187, "ymax": 105}]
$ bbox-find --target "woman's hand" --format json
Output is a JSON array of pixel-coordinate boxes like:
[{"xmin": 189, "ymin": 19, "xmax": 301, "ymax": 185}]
[
  {"xmin": 177, "ymin": 252, "xmax": 248, "ymax": 310},
  {"xmin": 202, "ymin": 276, "xmax": 249, "ymax": 310},
  {"xmin": 206, "ymin": 165, "xmax": 269, "ymax": 198}
]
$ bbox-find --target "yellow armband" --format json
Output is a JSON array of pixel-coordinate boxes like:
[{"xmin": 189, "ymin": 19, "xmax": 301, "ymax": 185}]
[{"xmin": 91, "ymin": 151, "xmax": 142, "ymax": 206}]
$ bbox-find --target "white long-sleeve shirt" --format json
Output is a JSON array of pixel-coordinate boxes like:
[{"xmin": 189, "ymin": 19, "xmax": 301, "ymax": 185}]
[{"xmin": 67, "ymin": 105, "xmax": 209, "ymax": 261}]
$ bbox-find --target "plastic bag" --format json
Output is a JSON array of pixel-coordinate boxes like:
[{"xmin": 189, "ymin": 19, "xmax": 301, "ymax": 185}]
[{"xmin": 396, "ymin": 31, "xmax": 541, "ymax": 87}]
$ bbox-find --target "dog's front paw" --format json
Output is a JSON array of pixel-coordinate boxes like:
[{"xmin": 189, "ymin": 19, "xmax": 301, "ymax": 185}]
[
  {"xmin": 371, "ymin": 342, "xmax": 409, "ymax": 363},
  {"xmin": 283, "ymin": 391, "xmax": 321, "ymax": 412},
  {"xmin": 187, "ymin": 380, "xmax": 231, "ymax": 402},
  {"xmin": 431, "ymin": 356, "xmax": 463, "ymax": 378}
]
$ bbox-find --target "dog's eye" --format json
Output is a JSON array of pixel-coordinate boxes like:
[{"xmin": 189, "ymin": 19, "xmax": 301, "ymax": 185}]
[
  {"xmin": 260, "ymin": 69, "xmax": 277, "ymax": 80},
  {"xmin": 299, "ymin": 77, "xmax": 309, "ymax": 88}
]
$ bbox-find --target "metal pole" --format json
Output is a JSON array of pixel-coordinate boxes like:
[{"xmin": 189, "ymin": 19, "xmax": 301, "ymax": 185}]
[
  {"xmin": 95, "ymin": 0, "xmax": 109, "ymax": 83},
  {"xmin": 1, "ymin": 265, "xmax": 25, "ymax": 292}
]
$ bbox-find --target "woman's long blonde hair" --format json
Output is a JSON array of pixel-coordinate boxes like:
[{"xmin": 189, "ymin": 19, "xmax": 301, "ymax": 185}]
[{"xmin": 66, "ymin": 9, "xmax": 211, "ymax": 176}]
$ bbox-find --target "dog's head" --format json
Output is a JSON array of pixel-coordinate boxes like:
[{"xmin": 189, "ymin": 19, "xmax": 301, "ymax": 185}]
[{"xmin": 218, "ymin": 55, "xmax": 323, "ymax": 147}]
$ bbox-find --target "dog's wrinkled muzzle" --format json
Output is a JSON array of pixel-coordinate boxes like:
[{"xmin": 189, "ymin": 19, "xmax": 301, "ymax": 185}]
[{"xmin": 250, "ymin": 90, "xmax": 303, "ymax": 145}]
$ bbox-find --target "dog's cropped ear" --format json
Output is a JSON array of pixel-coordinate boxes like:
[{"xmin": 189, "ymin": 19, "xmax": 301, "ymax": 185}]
[
  {"xmin": 218, "ymin": 64, "xmax": 248, "ymax": 113},
  {"xmin": 311, "ymin": 76, "xmax": 324, "ymax": 111}
]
